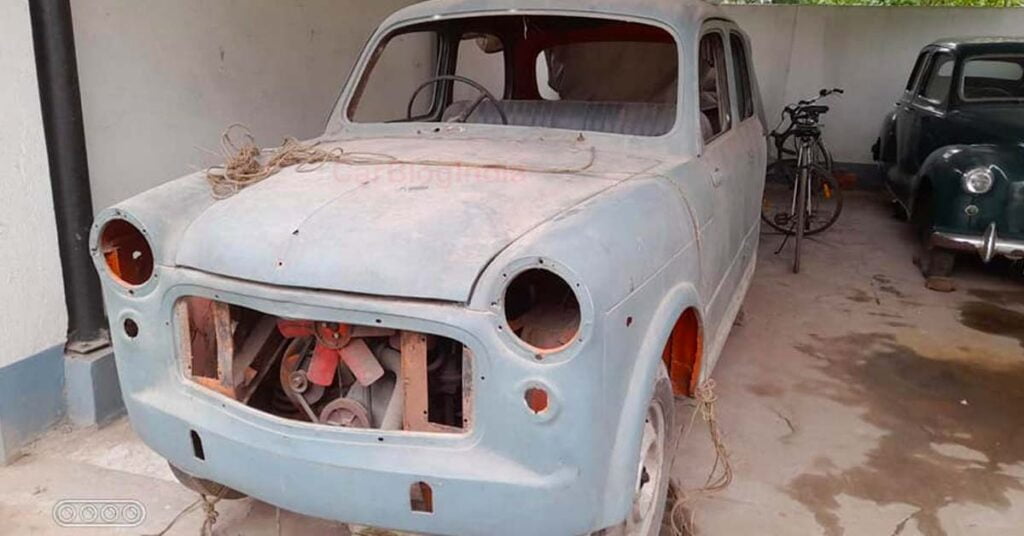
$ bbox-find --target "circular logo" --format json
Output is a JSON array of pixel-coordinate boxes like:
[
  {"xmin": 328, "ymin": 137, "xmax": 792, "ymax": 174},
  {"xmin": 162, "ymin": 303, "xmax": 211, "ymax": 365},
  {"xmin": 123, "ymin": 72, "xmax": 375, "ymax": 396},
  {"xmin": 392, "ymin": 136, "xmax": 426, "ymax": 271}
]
[{"xmin": 53, "ymin": 500, "xmax": 146, "ymax": 527}]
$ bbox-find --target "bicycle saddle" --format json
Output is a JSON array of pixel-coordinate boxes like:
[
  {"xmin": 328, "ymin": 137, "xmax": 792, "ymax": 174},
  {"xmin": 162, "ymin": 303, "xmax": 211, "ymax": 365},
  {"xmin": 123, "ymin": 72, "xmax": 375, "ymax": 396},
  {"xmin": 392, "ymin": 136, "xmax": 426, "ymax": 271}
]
[{"xmin": 800, "ymin": 105, "xmax": 830, "ymax": 115}]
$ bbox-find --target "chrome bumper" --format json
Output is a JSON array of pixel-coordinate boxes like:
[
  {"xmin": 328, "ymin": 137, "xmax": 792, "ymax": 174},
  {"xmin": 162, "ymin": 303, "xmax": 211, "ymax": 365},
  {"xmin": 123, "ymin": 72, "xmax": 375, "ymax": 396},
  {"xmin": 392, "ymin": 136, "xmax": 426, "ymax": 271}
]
[{"xmin": 932, "ymin": 223, "xmax": 1024, "ymax": 263}]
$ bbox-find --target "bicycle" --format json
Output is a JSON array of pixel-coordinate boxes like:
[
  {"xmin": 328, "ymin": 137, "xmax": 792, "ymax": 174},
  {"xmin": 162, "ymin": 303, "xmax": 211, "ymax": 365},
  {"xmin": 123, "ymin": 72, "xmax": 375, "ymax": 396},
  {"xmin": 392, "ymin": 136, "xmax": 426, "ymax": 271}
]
[{"xmin": 761, "ymin": 88, "xmax": 845, "ymax": 274}]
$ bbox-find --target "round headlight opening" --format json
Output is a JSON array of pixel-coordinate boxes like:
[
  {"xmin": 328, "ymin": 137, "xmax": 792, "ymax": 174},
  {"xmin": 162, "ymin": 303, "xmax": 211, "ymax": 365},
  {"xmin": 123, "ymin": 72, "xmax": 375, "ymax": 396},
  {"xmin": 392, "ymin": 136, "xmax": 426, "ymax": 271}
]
[
  {"xmin": 963, "ymin": 167, "xmax": 994, "ymax": 195},
  {"xmin": 503, "ymin": 268, "xmax": 581, "ymax": 352},
  {"xmin": 99, "ymin": 218, "xmax": 154, "ymax": 286}
]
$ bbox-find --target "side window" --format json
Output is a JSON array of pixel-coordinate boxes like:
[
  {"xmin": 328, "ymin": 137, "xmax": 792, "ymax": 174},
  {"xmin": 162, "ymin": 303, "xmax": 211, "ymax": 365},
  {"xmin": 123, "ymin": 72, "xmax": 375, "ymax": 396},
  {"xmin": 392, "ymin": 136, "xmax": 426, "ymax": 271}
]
[
  {"xmin": 350, "ymin": 31, "xmax": 440, "ymax": 122},
  {"xmin": 906, "ymin": 51, "xmax": 929, "ymax": 92},
  {"xmin": 729, "ymin": 33, "xmax": 754, "ymax": 121},
  {"xmin": 454, "ymin": 35, "xmax": 505, "ymax": 102},
  {"xmin": 918, "ymin": 53, "xmax": 955, "ymax": 104},
  {"xmin": 699, "ymin": 31, "xmax": 731, "ymax": 142}
]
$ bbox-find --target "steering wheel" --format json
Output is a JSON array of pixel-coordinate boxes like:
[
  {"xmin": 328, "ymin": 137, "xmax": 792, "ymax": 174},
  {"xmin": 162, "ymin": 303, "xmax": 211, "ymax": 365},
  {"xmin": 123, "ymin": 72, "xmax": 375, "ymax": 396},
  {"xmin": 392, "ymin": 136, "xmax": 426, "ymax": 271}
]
[{"xmin": 406, "ymin": 74, "xmax": 508, "ymax": 125}]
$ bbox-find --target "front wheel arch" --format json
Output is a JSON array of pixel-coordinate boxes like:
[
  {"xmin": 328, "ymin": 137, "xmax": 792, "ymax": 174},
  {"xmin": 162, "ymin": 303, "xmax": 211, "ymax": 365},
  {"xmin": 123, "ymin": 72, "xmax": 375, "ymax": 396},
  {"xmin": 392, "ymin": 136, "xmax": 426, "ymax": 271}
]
[
  {"xmin": 909, "ymin": 176, "xmax": 934, "ymax": 220},
  {"xmin": 600, "ymin": 283, "xmax": 702, "ymax": 526}
]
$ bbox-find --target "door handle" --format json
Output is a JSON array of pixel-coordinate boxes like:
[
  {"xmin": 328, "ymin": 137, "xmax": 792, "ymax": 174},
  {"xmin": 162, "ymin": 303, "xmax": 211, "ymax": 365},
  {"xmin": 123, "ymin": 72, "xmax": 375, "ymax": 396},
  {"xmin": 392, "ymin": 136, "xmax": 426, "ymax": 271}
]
[{"xmin": 711, "ymin": 166, "xmax": 723, "ymax": 186}]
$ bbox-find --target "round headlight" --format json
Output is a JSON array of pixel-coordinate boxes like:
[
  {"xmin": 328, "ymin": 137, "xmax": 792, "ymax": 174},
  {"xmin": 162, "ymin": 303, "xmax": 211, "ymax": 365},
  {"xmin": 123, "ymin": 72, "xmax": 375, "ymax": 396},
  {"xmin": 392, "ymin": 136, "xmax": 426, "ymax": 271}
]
[
  {"xmin": 98, "ymin": 218, "xmax": 154, "ymax": 286},
  {"xmin": 963, "ymin": 167, "xmax": 994, "ymax": 195},
  {"xmin": 503, "ymin": 268, "xmax": 581, "ymax": 353}
]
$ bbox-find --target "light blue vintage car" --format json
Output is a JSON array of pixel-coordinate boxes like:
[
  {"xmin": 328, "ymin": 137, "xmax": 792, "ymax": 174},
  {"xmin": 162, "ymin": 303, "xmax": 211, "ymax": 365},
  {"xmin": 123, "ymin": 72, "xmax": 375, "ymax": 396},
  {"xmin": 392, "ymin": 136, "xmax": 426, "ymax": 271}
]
[{"xmin": 90, "ymin": 0, "xmax": 765, "ymax": 534}]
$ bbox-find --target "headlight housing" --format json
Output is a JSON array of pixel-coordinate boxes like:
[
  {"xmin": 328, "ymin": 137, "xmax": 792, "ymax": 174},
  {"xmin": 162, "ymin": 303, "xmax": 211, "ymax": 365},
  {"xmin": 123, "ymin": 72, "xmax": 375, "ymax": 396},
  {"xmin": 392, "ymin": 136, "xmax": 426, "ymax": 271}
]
[
  {"xmin": 503, "ymin": 268, "xmax": 581, "ymax": 354},
  {"xmin": 98, "ymin": 218, "xmax": 154, "ymax": 286},
  {"xmin": 963, "ymin": 167, "xmax": 995, "ymax": 195}
]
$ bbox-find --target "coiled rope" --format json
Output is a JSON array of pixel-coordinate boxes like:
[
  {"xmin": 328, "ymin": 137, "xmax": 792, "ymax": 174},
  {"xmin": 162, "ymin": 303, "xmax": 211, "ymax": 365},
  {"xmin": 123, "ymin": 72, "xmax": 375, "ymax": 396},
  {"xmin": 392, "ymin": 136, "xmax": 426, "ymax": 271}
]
[
  {"xmin": 205, "ymin": 124, "xmax": 598, "ymax": 199},
  {"xmin": 668, "ymin": 379, "xmax": 734, "ymax": 536}
]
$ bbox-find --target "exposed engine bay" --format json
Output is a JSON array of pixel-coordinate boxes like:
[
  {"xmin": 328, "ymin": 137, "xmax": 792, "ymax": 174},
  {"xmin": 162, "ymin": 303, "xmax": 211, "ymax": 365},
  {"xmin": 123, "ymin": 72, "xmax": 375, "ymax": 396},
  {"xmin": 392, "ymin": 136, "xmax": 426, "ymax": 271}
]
[{"xmin": 175, "ymin": 297, "xmax": 470, "ymax": 433}]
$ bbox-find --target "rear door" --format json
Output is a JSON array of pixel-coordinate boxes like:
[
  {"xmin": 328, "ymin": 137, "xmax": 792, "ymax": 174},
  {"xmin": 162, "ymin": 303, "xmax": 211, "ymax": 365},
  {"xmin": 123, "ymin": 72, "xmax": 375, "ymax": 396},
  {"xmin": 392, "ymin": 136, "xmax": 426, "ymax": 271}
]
[
  {"xmin": 694, "ymin": 23, "xmax": 743, "ymax": 347},
  {"xmin": 726, "ymin": 28, "xmax": 765, "ymax": 256}
]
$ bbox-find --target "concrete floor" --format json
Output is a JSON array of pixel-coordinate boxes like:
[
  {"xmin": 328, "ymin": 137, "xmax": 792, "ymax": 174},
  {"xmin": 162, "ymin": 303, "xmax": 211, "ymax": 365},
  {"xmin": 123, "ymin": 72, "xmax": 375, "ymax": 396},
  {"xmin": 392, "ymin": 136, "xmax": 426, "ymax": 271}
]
[{"xmin": 2, "ymin": 192, "xmax": 1022, "ymax": 536}]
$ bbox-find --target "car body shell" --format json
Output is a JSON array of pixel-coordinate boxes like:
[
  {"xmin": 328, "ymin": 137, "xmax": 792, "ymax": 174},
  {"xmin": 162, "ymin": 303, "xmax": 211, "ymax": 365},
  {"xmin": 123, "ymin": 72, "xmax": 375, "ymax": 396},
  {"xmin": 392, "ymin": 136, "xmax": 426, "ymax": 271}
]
[
  {"xmin": 89, "ymin": 0, "xmax": 766, "ymax": 534},
  {"xmin": 875, "ymin": 38, "xmax": 1024, "ymax": 259}
]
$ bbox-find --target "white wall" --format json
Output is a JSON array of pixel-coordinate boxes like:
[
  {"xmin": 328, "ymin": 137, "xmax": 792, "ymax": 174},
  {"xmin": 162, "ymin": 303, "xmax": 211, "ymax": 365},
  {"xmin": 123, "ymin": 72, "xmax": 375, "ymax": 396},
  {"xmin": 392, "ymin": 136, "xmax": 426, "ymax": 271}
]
[
  {"xmin": 0, "ymin": 1, "xmax": 69, "ymax": 367},
  {"xmin": 72, "ymin": 0, "xmax": 419, "ymax": 213},
  {"xmin": 722, "ymin": 5, "xmax": 1024, "ymax": 164}
]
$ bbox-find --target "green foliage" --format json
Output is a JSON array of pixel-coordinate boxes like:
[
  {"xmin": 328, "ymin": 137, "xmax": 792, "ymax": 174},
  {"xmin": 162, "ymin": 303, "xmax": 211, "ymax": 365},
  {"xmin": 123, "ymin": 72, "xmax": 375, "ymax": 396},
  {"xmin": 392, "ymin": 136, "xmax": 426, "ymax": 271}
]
[{"xmin": 726, "ymin": 0, "xmax": 1022, "ymax": 6}]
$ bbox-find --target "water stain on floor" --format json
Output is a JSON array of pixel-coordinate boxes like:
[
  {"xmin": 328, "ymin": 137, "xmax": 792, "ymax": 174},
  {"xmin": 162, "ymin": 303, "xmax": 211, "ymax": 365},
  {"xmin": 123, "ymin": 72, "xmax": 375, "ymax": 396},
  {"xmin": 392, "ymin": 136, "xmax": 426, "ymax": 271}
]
[
  {"xmin": 787, "ymin": 333, "xmax": 1024, "ymax": 536},
  {"xmin": 748, "ymin": 382, "xmax": 785, "ymax": 398},
  {"xmin": 959, "ymin": 301, "xmax": 1024, "ymax": 349},
  {"xmin": 968, "ymin": 288, "xmax": 1024, "ymax": 308},
  {"xmin": 847, "ymin": 289, "xmax": 878, "ymax": 305}
]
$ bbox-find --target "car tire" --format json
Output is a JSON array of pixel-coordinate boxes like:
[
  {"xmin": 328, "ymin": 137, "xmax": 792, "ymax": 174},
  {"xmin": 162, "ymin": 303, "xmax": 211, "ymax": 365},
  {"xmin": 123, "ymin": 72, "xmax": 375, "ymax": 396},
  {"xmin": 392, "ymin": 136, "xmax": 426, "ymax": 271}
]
[
  {"xmin": 168, "ymin": 463, "xmax": 247, "ymax": 500},
  {"xmin": 912, "ymin": 189, "xmax": 955, "ymax": 278},
  {"xmin": 592, "ymin": 368, "xmax": 676, "ymax": 536}
]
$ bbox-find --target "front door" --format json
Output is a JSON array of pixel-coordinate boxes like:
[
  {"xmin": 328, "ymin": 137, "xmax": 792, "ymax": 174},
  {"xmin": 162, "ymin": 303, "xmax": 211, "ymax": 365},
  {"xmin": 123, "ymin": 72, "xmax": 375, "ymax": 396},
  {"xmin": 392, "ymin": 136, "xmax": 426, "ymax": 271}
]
[{"xmin": 896, "ymin": 50, "xmax": 955, "ymax": 200}]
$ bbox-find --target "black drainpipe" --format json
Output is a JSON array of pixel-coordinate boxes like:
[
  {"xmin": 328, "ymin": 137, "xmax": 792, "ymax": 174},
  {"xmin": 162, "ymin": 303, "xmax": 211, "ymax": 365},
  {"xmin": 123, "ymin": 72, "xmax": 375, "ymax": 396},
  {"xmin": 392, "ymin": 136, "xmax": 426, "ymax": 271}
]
[{"xmin": 29, "ymin": 0, "xmax": 109, "ymax": 354}]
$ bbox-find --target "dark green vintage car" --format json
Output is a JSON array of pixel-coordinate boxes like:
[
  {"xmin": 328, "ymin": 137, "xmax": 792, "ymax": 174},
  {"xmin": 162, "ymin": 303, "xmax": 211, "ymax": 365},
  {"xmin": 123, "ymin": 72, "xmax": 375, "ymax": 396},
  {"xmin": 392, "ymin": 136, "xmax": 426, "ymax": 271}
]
[{"xmin": 874, "ymin": 37, "xmax": 1024, "ymax": 278}]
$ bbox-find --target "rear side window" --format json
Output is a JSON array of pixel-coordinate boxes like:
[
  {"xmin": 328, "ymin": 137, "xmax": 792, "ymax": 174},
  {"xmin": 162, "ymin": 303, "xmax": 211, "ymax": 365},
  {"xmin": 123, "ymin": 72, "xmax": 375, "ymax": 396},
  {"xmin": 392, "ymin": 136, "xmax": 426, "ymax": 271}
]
[
  {"xmin": 729, "ymin": 33, "xmax": 754, "ymax": 121},
  {"xmin": 455, "ymin": 34, "xmax": 506, "ymax": 102},
  {"xmin": 535, "ymin": 41, "xmax": 677, "ymax": 103},
  {"xmin": 962, "ymin": 56, "xmax": 1024, "ymax": 100},
  {"xmin": 699, "ymin": 31, "xmax": 731, "ymax": 141},
  {"xmin": 919, "ymin": 52, "xmax": 955, "ymax": 104}
]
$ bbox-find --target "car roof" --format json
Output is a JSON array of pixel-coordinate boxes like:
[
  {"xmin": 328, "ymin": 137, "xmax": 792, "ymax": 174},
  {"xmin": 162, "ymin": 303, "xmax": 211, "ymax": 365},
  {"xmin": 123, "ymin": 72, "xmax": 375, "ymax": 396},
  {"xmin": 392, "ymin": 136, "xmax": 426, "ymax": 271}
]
[
  {"xmin": 380, "ymin": 0, "xmax": 727, "ymax": 35},
  {"xmin": 929, "ymin": 36, "xmax": 1024, "ymax": 55}
]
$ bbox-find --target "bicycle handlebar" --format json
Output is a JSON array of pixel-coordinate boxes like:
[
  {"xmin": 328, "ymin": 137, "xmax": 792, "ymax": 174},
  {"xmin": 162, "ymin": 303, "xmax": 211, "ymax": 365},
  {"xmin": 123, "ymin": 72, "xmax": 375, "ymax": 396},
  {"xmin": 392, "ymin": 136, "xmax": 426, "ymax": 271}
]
[
  {"xmin": 781, "ymin": 88, "xmax": 845, "ymax": 119},
  {"xmin": 769, "ymin": 87, "xmax": 844, "ymax": 139}
]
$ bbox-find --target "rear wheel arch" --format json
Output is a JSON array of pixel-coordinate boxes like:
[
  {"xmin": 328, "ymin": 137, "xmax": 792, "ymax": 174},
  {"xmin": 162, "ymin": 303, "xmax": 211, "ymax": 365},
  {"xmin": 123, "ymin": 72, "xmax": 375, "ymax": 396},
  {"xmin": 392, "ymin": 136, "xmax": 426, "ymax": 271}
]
[{"xmin": 876, "ymin": 111, "xmax": 899, "ymax": 164}]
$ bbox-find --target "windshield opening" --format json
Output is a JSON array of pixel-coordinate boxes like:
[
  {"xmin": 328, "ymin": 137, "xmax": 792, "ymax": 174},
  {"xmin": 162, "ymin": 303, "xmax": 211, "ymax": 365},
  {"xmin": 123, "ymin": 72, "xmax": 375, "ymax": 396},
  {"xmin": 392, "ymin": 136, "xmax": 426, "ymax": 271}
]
[
  {"xmin": 961, "ymin": 55, "xmax": 1024, "ymax": 102},
  {"xmin": 346, "ymin": 15, "xmax": 678, "ymax": 137}
]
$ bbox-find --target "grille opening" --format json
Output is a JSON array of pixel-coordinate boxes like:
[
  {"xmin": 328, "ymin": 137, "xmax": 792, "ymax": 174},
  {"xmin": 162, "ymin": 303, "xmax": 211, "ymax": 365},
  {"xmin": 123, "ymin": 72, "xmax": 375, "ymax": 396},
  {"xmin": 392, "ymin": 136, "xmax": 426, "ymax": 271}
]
[
  {"xmin": 504, "ymin": 269, "xmax": 581, "ymax": 352},
  {"xmin": 175, "ymin": 297, "xmax": 471, "ymax": 434},
  {"xmin": 190, "ymin": 430, "xmax": 206, "ymax": 460},
  {"xmin": 410, "ymin": 482, "xmax": 434, "ymax": 513}
]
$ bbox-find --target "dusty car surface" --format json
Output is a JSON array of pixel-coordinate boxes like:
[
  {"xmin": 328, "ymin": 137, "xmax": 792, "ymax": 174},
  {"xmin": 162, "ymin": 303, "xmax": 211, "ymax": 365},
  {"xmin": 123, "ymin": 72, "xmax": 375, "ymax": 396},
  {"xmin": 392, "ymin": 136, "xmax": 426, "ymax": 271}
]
[
  {"xmin": 874, "ymin": 38, "xmax": 1024, "ymax": 277},
  {"xmin": 90, "ymin": 0, "xmax": 766, "ymax": 534}
]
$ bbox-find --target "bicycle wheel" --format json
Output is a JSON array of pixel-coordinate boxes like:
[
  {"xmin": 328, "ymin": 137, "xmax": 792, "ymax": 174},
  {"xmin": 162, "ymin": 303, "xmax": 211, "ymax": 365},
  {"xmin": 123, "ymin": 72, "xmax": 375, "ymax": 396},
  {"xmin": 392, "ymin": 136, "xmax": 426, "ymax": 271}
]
[
  {"xmin": 761, "ymin": 162, "xmax": 798, "ymax": 234},
  {"xmin": 811, "ymin": 138, "xmax": 834, "ymax": 172},
  {"xmin": 803, "ymin": 164, "xmax": 843, "ymax": 236},
  {"xmin": 794, "ymin": 167, "xmax": 808, "ymax": 274},
  {"xmin": 767, "ymin": 133, "xmax": 833, "ymax": 182}
]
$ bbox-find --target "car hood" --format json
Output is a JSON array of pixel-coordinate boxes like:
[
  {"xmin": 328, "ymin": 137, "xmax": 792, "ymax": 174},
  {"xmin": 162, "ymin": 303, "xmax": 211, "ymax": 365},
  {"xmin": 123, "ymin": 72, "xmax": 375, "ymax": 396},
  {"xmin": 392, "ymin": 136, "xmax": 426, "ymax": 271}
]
[{"xmin": 175, "ymin": 137, "xmax": 662, "ymax": 302}]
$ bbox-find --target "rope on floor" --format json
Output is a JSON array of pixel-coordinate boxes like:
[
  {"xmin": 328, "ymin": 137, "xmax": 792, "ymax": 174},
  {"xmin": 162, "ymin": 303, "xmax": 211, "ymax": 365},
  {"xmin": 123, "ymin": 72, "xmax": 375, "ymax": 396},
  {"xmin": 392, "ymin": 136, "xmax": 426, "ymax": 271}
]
[
  {"xmin": 147, "ymin": 491, "xmax": 224, "ymax": 536},
  {"xmin": 668, "ymin": 379, "xmax": 734, "ymax": 536}
]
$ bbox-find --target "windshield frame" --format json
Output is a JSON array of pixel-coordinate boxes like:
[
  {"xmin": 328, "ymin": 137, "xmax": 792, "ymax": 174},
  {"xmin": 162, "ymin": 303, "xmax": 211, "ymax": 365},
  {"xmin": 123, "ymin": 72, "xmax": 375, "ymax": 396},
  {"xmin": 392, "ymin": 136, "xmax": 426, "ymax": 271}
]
[
  {"xmin": 958, "ymin": 53, "xmax": 1024, "ymax": 104},
  {"xmin": 325, "ymin": 9, "xmax": 688, "ymax": 144}
]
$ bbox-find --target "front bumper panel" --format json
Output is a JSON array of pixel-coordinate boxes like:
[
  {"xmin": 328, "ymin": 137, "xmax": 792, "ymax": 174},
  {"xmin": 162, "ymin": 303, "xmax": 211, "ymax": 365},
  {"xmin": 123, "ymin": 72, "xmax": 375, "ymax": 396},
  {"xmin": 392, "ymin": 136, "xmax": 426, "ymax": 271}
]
[
  {"xmin": 105, "ymin": 267, "xmax": 615, "ymax": 536},
  {"xmin": 932, "ymin": 222, "xmax": 1024, "ymax": 262}
]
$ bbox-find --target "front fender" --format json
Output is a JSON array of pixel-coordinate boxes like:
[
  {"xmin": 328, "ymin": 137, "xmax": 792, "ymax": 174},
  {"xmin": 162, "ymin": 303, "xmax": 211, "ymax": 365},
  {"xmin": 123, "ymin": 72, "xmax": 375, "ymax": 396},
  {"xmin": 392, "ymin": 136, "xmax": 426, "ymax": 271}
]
[
  {"xmin": 600, "ymin": 279, "xmax": 701, "ymax": 523},
  {"xmin": 89, "ymin": 173, "xmax": 216, "ymax": 268},
  {"xmin": 469, "ymin": 175, "xmax": 702, "ymax": 528},
  {"xmin": 916, "ymin": 144, "xmax": 1023, "ymax": 232}
]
